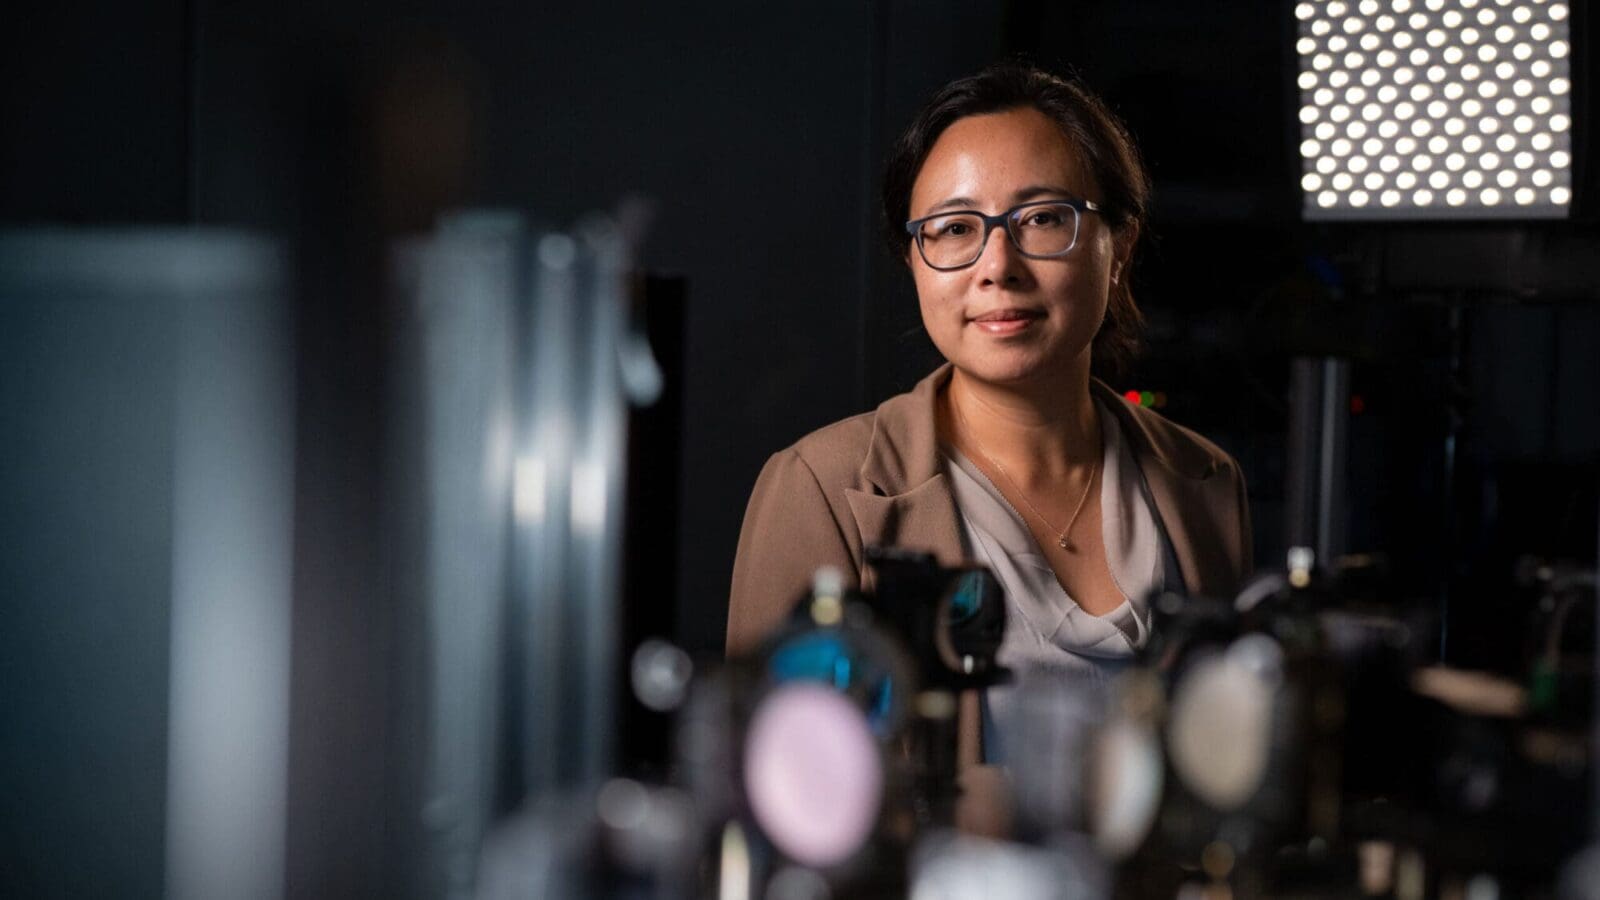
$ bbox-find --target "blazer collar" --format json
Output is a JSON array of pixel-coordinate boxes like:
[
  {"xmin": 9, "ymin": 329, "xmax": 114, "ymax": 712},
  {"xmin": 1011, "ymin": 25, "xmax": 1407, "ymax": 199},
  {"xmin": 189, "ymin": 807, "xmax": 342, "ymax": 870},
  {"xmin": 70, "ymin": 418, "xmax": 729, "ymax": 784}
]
[{"xmin": 859, "ymin": 363, "xmax": 1219, "ymax": 494}]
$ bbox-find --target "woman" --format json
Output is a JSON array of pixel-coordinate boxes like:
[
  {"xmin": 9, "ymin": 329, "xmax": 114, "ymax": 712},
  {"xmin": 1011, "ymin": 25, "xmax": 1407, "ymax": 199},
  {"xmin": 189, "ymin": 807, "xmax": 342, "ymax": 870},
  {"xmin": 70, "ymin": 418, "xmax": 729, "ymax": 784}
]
[{"xmin": 727, "ymin": 64, "xmax": 1251, "ymax": 768}]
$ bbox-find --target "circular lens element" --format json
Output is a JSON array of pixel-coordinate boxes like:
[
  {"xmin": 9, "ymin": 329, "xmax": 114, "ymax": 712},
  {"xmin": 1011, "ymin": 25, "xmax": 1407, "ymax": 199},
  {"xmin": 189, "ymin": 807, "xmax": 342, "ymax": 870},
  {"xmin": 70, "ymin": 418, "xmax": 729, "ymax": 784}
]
[{"xmin": 745, "ymin": 684, "xmax": 883, "ymax": 868}]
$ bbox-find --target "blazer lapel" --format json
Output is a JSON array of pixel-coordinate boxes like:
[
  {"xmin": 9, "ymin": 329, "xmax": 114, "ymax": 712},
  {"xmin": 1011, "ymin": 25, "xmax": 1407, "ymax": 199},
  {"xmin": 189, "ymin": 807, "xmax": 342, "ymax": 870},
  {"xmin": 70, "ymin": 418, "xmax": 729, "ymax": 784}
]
[
  {"xmin": 846, "ymin": 365, "xmax": 966, "ymax": 590},
  {"xmin": 1092, "ymin": 380, "xmax": 1230, "ymax": 597}
]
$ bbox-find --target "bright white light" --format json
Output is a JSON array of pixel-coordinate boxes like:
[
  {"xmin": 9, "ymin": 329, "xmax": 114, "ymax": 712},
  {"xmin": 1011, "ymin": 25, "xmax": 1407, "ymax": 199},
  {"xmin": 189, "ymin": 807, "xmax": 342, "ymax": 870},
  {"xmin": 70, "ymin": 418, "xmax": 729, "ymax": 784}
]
[
  {"xmin": 1531, "ymin": 133, "xmax": 1553, "ymax": 150},
  {"xmin": 1495, "ymin": 26, "xmax": 1514, "ymax": 43},
  {"xmin": 1429, "ymin": 101, "xmax": 1450, "ymax": 119},
  {"xmin": 1397, "ymin": 172, "xmax": 1419, "ymax": 189},
  {"xmin": 1333, "ymin": 172, "xmax": 1356, "ymax": 190},
  {"xmin": 1381, "ymin": 155, "xmax": 1401, "ymax": 171},
  {"xmin": 1442, "ymin": 10, "xmax": 1463, "ymax": 28},
  {"xmin": 1462, "ymin": 98, "xmax": 1483, "ymax": 116},
  {"xmin": 1496, "ymin": 170, "xmax": 1517, "ymax": 188},
  {"xmin": 1362, "ymin": 103, "xmax": 1383, "ymax": 121},
  {"xmin": 1314, "ymin": 19, "xmax": 1333, "ymax": 35},
  {"xmin": 1551, "ymin": 187, "xmax": 1571, "ymax": 205},
  {"xmin": 1363, "ymin": 137, "xmax": 1384, "ymax": 155},
  {"xmin": 1461, "ymin": 63, "xmax": 1481, "ymax": 80},
  {"xmin": 1429, "ymin": 135, "xmax": 1450, "ymax": 153},
  {"xmin": 1532, "ymin": 96, "xmax": 1553, "ymax": 114},
  {"xmin": 1301, "ymin": 139, "xmax": 1322, "ymax": 157},
  {"xmin": 1444, "ymin": 82, "xmax": 1465, "ymax": 100},
  {"xmin": 1511, "ymin": 78, "xmax": 1531, "ymax": 96},
  {"xmin": 1396, "ymin": 137, "xmax": 1418, "ymax": 154},
  {"xmin": 1345, "ymin": 86, "xmax": 1368, "ymax": 103},
  {"xmin": 1551, "ymin": 78, "xmax": 1570, "ymax": 95},
  {"xmin": 1494, "ymin": 134, "xmax": 1515, "ymax": 151},
  {"xmin": 1496, "ymin": 98, "xmax": 1516, "ymax": 115},
  {"xmin": 1332, "ymin": 138, "xmax": 1354, "ymax": 155},
  {"xmin": 1318, "ymin": 156, "xmax": 1339, "ymax": 173},
  {"xmin": 1513, "ymin": 115, "xmax": 1534, "ymax": 133},
  {"xmin": 1396, "ymin": 101, "xmax": 1417, "ymax": 118},
  {"xmin": 1350, "ymin": 156, "xmax": 1371, "ymax": 172},
  {"xmin": 1415, "ymin": 189, "xmax": 1435, "ymax": 205},
  {"xmin": 1550, "ymin": 150, "xmax": 1571, "ymax": 168},
  {"xmin": 1480, "ymin": 187, "xmax": 1501, "ymax": 205},
  {"xmin": 1479, "ymin": 152, "xmax": 1501, "ymax": 170},
  {"xmin": 1301, "ymin": 106, "xmax": 1321, "ymax": 123},
  {"xmin": 1464, "ymin": 134, "xmax": 1485, "ymax": 152},
  {"xmin": 1550, "ymin": 4, "xmax": 1569, "ymax": 21},
  {"xmin": 1513, "ymin": 151, "xmax": 1534, "ymax": 168},
  {"xmin": 1446, "ymin": 188, "xmax": 1467, "ymax": 206},
  {"xmin": 1463, "ymin": 170, "xmax": 1484, "ymax": 188},
  {"xmin": 1532, "ymin": 169, "xmax": 1553, "ymax": 186},
  {"xmin": 1480, "ymin": 116, "xmax": 1501, "ymax": 132},
  {"xmin": 1533, "ymin": 24, "xmax": 1553, "ymax": 41},
  {"xmin": 1319, "ymin": 190, "xmax": 1339, "ymax": 208},
  {"xmin": 1298, "ymin": 37, "xmax": 1318, "ymax": 55},
  {"xmin": 1446, "ymin": 153, "xmax": 1466, "ymax": 171},
  {"xmin": 1379, "ymin": 85, "xmax": 1399, "ymax": 102},
  {"xmin": 1429, "ymin": 169, "xmax": 1450, "ymax": 188},
  {"xmin": 1317, "ymin": 88, "xmax": 1337, "ymax": 105},
  {"xmin": 1302, "ymin": 173, "xmax": 1324, "ymax": 191},
  {"xmin": 1477, "ymin": 44, "xmax": 1498, "ymax": 62},
  {"xmin": 1331, "ymin": 35, "xmax": 1350, "ymax": 52},
  {"xmin": 1295, "ymin": 2, "xmax": 1315, "ymax": 20},
  {"xmin": 1316, "ymin": 122, "xmax": 1338, "ymax": 139},
  {"xmin": 1531, "ymin": 60, "xmax": 1551, "ymax": 77},
  {"xmin": 1377, "ymin": 49, "xmax": 1397, "ymax": 66},
  {"xmin": 1350, "ymin": 190, "xmax": 1370, "ymax": 206},
  {"xmin": 1365, "ymin": 172, "xmax": 1385, "ymax": 189},
  {"xmin": 1381, "ymin": 189, "xmax": 1401, "ymax": 206},
  {"xmin": 1515, "ymin": 187, "xmax": 1535, "ymax": 204},
  {"xmin": 1517, "ymin": 44, "xmax": 1536, "ymax": 61},
  {"xmin": 1513, "ymin": 7, "xmax": 1531, "ymax": 24},
  {"xmin": 1551, "ymin": 114, "xmax": 1571, "ymax": 132},
  {"xmin": 1380, "ymin": 120, "xmax": 1401, "ymax": 137}
]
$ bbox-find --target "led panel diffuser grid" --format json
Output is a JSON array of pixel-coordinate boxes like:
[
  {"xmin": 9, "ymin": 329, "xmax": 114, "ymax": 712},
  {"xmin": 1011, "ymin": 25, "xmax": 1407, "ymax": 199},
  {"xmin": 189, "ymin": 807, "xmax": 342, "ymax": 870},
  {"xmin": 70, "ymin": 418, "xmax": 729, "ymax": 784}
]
[{"xmin": 1294, "ymin": 0, "xmax": 1575, "ymax": 220}]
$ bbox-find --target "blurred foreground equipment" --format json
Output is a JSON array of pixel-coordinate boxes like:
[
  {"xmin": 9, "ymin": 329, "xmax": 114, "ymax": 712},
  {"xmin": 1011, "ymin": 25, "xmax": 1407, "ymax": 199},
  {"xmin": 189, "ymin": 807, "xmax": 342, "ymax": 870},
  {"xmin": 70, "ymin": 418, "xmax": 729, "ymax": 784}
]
[{"xmin": 0, "ymin": 230, "xmax": 294, "ymax": 900}]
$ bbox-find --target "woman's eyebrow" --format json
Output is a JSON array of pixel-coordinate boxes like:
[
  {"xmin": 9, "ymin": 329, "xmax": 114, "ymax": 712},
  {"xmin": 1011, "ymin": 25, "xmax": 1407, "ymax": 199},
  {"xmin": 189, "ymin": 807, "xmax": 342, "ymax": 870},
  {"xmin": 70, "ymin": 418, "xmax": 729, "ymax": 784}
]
[{"xmin": 1012, "ymin": 184, "xmax": 1077, "ymax": 202}]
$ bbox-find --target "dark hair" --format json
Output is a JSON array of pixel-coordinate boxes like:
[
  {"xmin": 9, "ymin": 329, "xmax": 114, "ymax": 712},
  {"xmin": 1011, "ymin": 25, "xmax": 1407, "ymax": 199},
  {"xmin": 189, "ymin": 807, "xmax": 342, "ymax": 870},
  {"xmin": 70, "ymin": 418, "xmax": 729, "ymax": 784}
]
[{"xmin": 882, "ymin": 63, "xmax": 1151, "ymax": 376}]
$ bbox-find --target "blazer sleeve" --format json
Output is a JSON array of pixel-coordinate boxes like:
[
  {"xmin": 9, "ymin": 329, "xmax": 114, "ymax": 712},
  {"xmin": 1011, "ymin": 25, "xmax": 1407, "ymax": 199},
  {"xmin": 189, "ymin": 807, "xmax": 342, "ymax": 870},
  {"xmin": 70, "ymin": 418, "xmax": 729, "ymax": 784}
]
[{"xmin": 726, "ymin": 448, "xmax": 858, "ymax": 657}]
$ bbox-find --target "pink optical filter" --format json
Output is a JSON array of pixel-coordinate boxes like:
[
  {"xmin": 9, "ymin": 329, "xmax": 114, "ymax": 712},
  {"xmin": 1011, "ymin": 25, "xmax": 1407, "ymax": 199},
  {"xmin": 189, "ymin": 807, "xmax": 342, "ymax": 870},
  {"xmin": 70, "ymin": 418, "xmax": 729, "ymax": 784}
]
[{"xmin": 744, "ymin": 683, "xmax": 883, "ymax": 868}]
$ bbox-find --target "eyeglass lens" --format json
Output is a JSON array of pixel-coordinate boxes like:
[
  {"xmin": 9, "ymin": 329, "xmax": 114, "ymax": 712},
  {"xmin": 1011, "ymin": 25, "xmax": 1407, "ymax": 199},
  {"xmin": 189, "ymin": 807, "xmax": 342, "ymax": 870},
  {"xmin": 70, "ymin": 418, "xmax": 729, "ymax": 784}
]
[{"xmin": 915, "ymin": 202, "xmax": 1081, "ymax": 270}]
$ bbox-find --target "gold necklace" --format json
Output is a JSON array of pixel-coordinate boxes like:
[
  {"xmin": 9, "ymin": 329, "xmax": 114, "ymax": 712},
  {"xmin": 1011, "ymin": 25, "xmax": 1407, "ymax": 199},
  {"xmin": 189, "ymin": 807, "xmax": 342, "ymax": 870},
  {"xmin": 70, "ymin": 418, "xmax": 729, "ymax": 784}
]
[{"xmin": 951, "ymin": 388, "xmax": 1100, "ymax": 552}]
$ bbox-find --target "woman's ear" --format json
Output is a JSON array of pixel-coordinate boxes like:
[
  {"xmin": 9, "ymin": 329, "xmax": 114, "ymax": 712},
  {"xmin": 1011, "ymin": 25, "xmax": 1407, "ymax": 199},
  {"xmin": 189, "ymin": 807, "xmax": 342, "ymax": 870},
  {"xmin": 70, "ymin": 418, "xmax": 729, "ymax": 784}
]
[{"xmin": 1111, "ymin": 224, "xmax": 1139, "ymax": 285}]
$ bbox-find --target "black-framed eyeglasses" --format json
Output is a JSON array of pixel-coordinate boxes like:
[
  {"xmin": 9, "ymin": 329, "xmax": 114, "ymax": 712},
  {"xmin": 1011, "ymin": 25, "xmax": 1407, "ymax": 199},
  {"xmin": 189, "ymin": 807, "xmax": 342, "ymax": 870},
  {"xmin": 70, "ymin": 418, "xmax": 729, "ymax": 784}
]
[{"xmin": 904, "ymin": 199, "xmax": 1104, "ymax": 271}]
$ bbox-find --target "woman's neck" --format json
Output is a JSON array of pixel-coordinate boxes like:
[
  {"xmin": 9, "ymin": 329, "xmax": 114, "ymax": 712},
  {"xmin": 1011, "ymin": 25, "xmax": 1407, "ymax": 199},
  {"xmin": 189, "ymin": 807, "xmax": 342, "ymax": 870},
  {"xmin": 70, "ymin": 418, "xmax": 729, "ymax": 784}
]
[{"xmin": 944, "ymin": 364, "xmax": 1100, "ymax": 483}]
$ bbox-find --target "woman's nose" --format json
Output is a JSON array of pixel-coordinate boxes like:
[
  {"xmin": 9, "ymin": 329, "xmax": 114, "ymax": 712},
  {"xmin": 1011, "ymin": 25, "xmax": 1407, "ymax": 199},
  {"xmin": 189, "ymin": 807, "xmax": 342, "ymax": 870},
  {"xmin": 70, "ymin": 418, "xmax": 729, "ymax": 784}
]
[{"xmin": 974, "ymin": 222, "xmax": 1028, "ymax": 286}]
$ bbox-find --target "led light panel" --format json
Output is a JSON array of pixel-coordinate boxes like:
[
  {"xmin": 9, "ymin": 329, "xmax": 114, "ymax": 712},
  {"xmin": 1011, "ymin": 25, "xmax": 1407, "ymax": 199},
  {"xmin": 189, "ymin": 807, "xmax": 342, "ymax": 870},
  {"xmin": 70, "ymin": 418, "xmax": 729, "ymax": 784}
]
[{"xmin": 1295, "ymin": 0, "xmax": 1575, "ymax": 220}]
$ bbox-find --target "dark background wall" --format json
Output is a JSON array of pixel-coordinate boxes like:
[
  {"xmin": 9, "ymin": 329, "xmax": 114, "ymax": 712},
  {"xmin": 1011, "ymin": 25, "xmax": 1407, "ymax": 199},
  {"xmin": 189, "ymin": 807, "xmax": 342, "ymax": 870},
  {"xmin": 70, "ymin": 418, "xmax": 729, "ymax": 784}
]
[{"xmin": 5, "ymin": 2, "xmax": 1598, "ymax": 897}]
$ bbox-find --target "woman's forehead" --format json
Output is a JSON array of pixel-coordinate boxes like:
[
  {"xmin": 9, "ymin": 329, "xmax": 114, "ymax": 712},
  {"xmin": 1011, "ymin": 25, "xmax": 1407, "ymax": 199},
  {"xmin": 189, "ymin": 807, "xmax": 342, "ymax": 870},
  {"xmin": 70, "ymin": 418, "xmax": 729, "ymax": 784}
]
[{"xmin": 910, "ymin": 108, "xmax": 1096, "ymax": 214}]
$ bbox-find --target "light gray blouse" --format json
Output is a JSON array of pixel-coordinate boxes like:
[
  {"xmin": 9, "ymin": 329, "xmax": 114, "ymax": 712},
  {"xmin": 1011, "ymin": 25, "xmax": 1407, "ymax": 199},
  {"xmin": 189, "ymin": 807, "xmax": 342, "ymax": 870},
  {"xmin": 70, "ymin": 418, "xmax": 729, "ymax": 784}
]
[{"xmin": 941, "ymin": 397, "xmax": 1180, "ymax": 763}]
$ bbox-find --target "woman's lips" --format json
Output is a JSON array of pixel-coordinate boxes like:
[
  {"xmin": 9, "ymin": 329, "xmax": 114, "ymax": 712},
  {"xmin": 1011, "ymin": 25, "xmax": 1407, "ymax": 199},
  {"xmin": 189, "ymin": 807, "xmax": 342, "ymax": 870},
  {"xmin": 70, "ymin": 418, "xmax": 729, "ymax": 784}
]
[{"xmin": 970, "ymin": 309, "xmax": 1042, "ymax": 335}]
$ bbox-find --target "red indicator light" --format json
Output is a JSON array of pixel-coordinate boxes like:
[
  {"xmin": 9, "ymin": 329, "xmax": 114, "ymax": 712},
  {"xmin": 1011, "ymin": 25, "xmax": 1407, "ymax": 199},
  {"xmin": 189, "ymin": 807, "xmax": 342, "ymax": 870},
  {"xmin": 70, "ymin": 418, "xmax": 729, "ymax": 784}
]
[
  {"xmin": 1350, "ymin": 394, "xmax": 1366, "ymax": 414},
  {"xmin": 1124, "ymin": 390, "xmax": 1141, "ymax": 404}
]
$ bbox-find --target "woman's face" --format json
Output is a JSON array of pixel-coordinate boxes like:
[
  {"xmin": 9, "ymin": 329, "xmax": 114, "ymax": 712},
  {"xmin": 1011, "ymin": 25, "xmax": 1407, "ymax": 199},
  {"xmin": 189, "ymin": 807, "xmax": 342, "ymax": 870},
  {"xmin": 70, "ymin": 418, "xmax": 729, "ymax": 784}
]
[{"xmin": 907, "ymin": 106, "xmax": 1130, "ymax": 390}]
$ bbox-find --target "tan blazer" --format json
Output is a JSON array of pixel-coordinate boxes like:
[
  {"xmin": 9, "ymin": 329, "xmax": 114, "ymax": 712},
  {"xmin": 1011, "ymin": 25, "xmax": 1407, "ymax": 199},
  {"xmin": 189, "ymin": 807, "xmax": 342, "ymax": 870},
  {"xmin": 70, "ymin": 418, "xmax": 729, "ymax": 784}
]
[
  {"xmin": 725, "ymin": 364, "xmax": 1253, "ymax": 763},
  {"xmin": 729, "ymin": 363, "xmax": 1252, "ymax": 651}
]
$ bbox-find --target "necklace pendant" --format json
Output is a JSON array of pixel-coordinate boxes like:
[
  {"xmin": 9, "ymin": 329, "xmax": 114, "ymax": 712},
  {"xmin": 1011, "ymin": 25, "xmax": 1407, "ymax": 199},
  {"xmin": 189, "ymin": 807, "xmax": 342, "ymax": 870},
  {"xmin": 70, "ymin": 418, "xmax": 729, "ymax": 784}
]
[{"xmin": 1058, "ymin": 534, "xmax": 1073, "ymax": 551}]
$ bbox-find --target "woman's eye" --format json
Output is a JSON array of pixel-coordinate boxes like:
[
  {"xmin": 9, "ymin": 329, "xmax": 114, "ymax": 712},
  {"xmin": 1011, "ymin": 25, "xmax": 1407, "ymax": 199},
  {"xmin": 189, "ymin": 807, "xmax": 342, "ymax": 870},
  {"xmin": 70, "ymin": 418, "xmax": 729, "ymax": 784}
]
[
  {"xmin": 935, "ymin": 221, "xmax": 971, "ymax": 237},
  {"xmin": 1024, "ymin": 210, "xmax": 1064, "ymax": 227}
]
